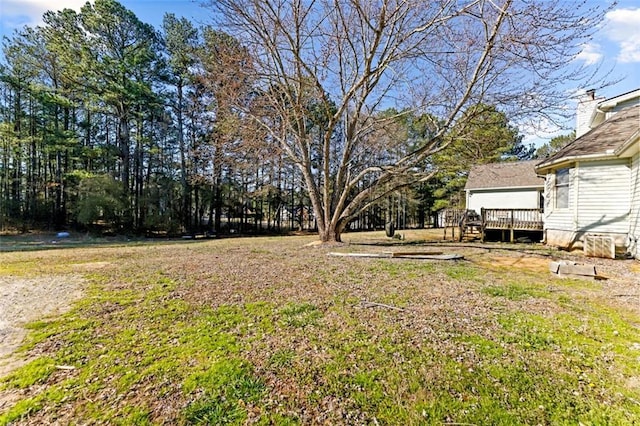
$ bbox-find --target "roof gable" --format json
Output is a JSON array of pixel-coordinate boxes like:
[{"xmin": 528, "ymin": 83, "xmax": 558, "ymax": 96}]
[
  {"xmin": 536, "ymin": 105, "xmax": 640, "ymax": 171},
  {"xmin": 465, "ymin": 160, "xmax": 543, "ymax": 190}
]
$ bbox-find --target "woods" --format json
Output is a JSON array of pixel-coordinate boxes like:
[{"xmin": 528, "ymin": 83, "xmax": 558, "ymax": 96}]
[{"xmin": 0, "ymin": 0, "xmax": 605, "ymax": 240}]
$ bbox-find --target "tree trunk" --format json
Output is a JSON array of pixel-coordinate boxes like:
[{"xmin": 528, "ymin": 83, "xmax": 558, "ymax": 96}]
[
  {"xmin": 118, "ymin": 107, "xmax": 132, "ymax": 230},
  {"xmin": 176, "ymin": 81, "xmax": 191, "ymax": 233},
  {"xmin": 214, "ymin": 181, "xmax": 222, "ymax": 234},
  {"xmin": 118, "ymin": 112, "xmax": 130, "ymax": 193},
  {"xmin": 318, "ymin": 220, "xmax": 345, "ymax": 243}
]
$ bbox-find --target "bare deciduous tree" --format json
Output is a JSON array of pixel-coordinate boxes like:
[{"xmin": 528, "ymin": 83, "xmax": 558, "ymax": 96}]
[{"xmin": 209, "ymin": 0, "xmax": 607, "ymax": 242}]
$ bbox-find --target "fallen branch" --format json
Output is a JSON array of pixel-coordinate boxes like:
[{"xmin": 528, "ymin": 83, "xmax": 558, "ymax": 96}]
[
  {"xmin": 329, "ymin": 252, "xmax": 463, "ymax": 260},
  {"xmin": 384, "ymin": 250, "xmax": 443, "ymax": 257},
  {"xmin": 358, "ymin": 300, "xmax": 407, "ymax": 312},
  {"xmin": 442, "ymin": 423, "xmax": 478, "ymax": 426},
  {"xmin": 329, "ymin": 252, "xmax": 391, "ymax": 258}
]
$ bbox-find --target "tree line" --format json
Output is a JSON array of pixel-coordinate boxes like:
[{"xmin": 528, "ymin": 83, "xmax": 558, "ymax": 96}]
[
  {"xmin": 0, "ymin": 0, "xmax": 303, "ymax": 235},
  {"xmin": 0, "ymin": 0, "xmax": 604, "ymax": 240}
]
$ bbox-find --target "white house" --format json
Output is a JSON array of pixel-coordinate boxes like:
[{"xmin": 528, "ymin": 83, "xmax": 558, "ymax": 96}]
[
  {"xmin": 535, "ymin": 89, "xmax": 640, "ymax": 258},
  {"xmin": 464, "ymin": 160, "xmax": 544, "ymax": 213}
]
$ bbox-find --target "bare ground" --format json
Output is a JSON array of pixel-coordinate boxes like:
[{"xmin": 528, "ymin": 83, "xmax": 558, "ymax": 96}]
[
  {"xmin": 0, "ymin": 275, "xmax": 85, "ymax": 376},
  {"xmin": 473, "ymin": 250, "xmax": 640, "ymax": 317}
]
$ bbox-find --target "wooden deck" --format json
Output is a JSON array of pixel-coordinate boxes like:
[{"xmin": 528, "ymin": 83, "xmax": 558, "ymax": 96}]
[
  {"xmin": 443, "ymin": 208, "xmax": 543, "ymax": 242},
  {"xmin": 480, "ymin": 208, "xmax": 543, "ymax": 242}
]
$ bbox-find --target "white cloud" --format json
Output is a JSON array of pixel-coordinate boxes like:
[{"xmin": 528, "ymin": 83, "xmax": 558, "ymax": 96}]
[
  {"xmin": 604, "ymin": 8, "xmax": 640, "ymax": 63},
  {"xmin": 576, "ymin": 43, "xmax": 603, "ymax": 65},
  {"xmin": 1, "ymin": 0, "xmax": 88, "ymax": 30}
]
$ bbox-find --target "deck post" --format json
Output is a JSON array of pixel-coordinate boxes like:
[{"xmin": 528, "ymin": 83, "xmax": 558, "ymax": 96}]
[{"xmin": 510, "ymin": 209, "xmax": 515, "ymax": 242}]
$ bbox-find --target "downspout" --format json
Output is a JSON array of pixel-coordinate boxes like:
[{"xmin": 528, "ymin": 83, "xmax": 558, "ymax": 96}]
[
  {"xmin": 536, "ymin": 174, "xmax": 547, "ymax": 243},
  {"xmin": 573, "ymin": 162, "xmax": 580, "ymax": 233}
]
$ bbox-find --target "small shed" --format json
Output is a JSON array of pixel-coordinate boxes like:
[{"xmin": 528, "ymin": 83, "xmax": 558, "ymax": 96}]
[{"xmin": 464, "ymin": 161, "xmax": 544, "ymax": 213}]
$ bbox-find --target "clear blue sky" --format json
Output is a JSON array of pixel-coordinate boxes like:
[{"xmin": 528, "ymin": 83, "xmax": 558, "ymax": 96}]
[
  {"xmin": 0, "ymin": 0, "xmax": 208, "ymax": 36},
  {"xmin": 1, "ymin": 0, "xmax": 639, "ymax": 144}
]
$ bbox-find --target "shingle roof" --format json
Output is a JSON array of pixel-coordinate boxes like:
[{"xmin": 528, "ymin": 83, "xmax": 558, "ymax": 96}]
[
  {"xmin": 536, "ymin": 105, "xmax": 640, "ymax": 170},
  {"xmin": 464, "ymin": 160, "xmax": 543, "ymax": 190}
]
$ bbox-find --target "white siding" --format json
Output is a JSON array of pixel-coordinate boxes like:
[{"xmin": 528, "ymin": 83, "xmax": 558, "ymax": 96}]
[
  {"xmin": 466, "ymin": 188, "xmax": 540, "ymax": 213},
  {"xmin": 543, "ymin": 168, "xmax": 576, "ymax": 232},
  {"xmin": 575, "ymin": 160, "xmax": 630, "ymax": 233},
  {"xmin": 544, "ymin": 161, "xmax": 631, "ymax": 248},
  {"xmin": 630, "ymin": 153, "xmax": 640, "ymax": 258}
]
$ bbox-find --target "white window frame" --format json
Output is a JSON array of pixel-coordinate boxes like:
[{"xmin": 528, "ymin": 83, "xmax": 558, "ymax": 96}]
[{"xmin": 555, "ymin": 168, "xmax": 570, "ymax": 209}]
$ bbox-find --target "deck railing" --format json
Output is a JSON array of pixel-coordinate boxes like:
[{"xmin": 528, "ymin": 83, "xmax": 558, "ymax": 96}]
[
  {"xmin": 443, "ymin": 208, "xmax": 544, "ymax": 242},
  {"xmin": 481, "ymin": 208, "xmax": 544, "ymax": 230},
  {"xmin": 480, "ymin": 208, "xmax": 543, "ymax": 242},
  {"xmin": 442, "ymin": 209, "xmax": 477, "ymax": 240}
]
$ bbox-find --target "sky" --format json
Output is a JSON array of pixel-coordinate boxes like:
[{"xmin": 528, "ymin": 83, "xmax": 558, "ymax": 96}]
[{"xmin": 1, "ymin": 0, "xmax": 639, "ymax": 145}]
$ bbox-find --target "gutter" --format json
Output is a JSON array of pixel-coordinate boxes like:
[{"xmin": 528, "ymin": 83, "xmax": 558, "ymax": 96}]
[
  {"xmin": 466, "ymin": 185, "xmax": 543, "ymax": 191},
  {"xmin": 588, "ymin": 107, "xmax": 606, "ymax": 130},
  {"xmin": 535, "ymin": 152, "xmax": 619, "ymax": 174},
  {"xmin": 614, "ymin": 129, "xmax": 640, "ymax": 156}
]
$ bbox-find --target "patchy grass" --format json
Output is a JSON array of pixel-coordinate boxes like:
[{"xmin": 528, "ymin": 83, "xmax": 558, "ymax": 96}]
[
  {"xmin": 482, "ymin": 282, "xmax": 541, "ymax": 300},
  {"xmin": 1, "ymin": 231, "xmax": 639, "ymax": 425},
  {"xmin": 279, "ymin": 303, "xmax": 323, "ymax": 328}
]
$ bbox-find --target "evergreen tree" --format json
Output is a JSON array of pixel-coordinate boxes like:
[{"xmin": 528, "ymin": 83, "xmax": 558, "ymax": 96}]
[
  {"xmin": 432, "ymin": 105, "xmax": 521, "ymax": 210},
  {"xmin": 535, "ymin": 131, "xmax": 575, "ymax": 159}
]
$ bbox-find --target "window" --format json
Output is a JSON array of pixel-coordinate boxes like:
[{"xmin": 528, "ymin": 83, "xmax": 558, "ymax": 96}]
[
  {"xmin": 538, "ymin": 190, "xmax": 544, "ymax": 209},
  {"xmin": 555, "ymin": 168, "xmax": 570, "ymax": 209}
]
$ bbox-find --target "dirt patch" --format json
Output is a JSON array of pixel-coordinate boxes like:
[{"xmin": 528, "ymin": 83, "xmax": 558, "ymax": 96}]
[
  {"xmin": 0, "ymin": 275, "xmax": 84, "ymax": 377},
  {"xmin": 477, "ymin": 255, "xmax": 551, "ymax": 273},
  {"xmin": 69, "ymin": 261, "xmax": 111, "ymax": 271},
  {"xmin": 474, "ymin": 250, "xmax": 640, "ymax": 316}
]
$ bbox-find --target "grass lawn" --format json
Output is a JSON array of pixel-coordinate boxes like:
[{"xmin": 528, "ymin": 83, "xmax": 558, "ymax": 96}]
[{"xmin": 1, "ymin": 230, "xmax": 639, "ymax": 425}]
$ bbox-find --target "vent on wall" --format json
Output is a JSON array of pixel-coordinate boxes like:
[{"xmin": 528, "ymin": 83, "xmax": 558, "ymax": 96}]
[{"xmin": 584, "ymin": 235, "xmax": 615, "ymax": 259}]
